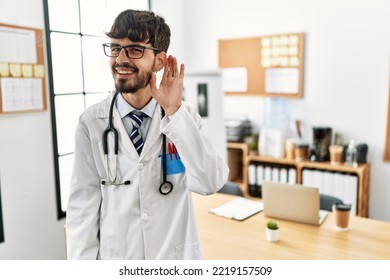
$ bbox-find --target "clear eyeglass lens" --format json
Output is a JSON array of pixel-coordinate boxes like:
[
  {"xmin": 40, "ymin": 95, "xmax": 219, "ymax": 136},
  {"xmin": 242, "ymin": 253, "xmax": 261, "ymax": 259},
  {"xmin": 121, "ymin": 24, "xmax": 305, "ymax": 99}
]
[
  {"xmin": 108, "ymin": 45, "xmax": 121, "ymax": 56},
  {"xmin": 125, "ymin": 46, "xmax": 144, "ymax": 58},
  {"xmin": 104, "ymin": 44, "xmax": 144, "ymax": 58}
]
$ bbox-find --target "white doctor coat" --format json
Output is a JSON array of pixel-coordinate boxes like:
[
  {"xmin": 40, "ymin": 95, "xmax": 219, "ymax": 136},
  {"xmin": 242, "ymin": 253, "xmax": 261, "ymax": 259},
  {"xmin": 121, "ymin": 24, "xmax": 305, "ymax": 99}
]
[{"xmin": 66, "ymin": 92, "xmax": 229, "ymax": 260}]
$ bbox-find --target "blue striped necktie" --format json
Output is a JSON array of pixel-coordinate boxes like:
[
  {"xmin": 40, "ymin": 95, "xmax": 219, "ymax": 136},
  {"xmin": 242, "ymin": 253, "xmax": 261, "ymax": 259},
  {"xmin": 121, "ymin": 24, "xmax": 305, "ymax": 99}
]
[{"xmin": 129, "ymin": 110, "xmax": 146, "ymax": 155}]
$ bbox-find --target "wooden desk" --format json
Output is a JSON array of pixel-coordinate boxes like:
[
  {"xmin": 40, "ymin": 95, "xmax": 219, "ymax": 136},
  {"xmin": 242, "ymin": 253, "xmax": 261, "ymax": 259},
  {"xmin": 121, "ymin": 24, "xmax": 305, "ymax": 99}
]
[{"xmin": 193, "ymin": 193, "xmax": 390, "ymax": 260}]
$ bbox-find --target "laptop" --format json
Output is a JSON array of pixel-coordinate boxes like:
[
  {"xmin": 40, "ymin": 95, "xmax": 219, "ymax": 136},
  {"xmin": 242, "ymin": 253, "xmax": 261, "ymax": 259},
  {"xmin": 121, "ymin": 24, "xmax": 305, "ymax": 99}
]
[{"xmin": 262, "ymin": 182, "xmax": 329, "ymax": 225}]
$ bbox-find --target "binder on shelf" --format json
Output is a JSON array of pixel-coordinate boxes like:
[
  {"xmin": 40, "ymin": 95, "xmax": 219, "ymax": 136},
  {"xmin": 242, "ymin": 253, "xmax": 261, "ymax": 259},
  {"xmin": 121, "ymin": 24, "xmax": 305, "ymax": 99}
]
[
  {"xmin": 248, "ymin": 164, "xmax": 259, "ymax": 197},
  {"xmin": 312, "ymin": 170, "xmax": 324, "ymax": 193},
  {"xmin": 344, "ymin": 174, "xmax": 358, "ymax": 216},
  {"xmin": 302, "ymin": 169, "xmax": 314, "ymax": 187},
  {"xmin": 271, "ymin": 167, "xmax": 280, "ymax": 182},
  {"xmin": 333, "ymin": 172, "xmax": 347, "ymax": 205},
  {"xmin": 288, "ymin": 168, "xmax": 296, "ymax": 184},
  {"xmin": 255, "ymin": 165, "xmax": 264, "ymax": 197},
  {"xmin": 322, "ymin": 171, "xmax": 334, "ymax": 196},
  {"xmin": 280, "ymin": 168, "xmax": 288, "ymax": 184},
  {"xmin": 264, "ymin": 166, "xmax": 272, "ymax": 182}
]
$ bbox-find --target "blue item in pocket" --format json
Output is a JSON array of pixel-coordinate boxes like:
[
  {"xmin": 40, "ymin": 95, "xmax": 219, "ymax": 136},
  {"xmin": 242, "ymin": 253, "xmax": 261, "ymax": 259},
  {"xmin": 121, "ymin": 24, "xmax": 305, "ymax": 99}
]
[{"xmin": 160, "ymin": 154, "xmax": 185, "ymax": 175}]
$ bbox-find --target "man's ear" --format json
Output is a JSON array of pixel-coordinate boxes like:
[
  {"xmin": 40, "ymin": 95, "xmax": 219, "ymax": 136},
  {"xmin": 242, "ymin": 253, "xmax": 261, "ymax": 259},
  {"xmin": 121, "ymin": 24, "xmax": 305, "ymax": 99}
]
[{"xmin": 154, "ymin": 51, "xmax": 167, "ymax": 72}]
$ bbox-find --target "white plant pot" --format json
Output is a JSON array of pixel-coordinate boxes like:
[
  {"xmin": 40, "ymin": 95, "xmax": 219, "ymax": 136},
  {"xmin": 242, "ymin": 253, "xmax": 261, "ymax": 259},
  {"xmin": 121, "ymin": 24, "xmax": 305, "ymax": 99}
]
[{"xmin": 266, "ymin": 228, "xmax": 279, "ymax": 242}]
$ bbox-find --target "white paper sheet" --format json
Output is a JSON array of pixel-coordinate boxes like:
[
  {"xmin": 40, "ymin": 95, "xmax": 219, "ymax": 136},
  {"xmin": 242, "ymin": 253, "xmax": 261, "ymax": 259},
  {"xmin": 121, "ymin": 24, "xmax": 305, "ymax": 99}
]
[
  {"xmin": 221, "ymin": 67, "xmax": 248, "ymax": 92},
  {"xmin": 1, "ymin": 77, "xmax": 43, "ymax": 112},
  {"xmin": 0, "ymin": 26, "xmax": 37, "ymax": 64},
  {"xmin": 265, "ymin": 68, "xmax": 299, "ymax": 94},
  {"xmin": 209, "ymin": 197, "xmax": 264, "ymax": 221}
]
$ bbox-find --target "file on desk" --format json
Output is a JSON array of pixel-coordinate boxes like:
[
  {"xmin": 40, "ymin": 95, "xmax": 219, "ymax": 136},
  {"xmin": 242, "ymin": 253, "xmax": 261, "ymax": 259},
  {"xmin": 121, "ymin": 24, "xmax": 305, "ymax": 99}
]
[{"xmin": 209, "ymin": 197, "xmax": 264, "ymax": 221}]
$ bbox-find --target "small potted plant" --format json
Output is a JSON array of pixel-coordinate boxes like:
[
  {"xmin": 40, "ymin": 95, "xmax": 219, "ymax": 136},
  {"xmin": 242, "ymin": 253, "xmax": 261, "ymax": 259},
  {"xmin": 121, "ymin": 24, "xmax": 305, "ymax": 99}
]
[{"xmin": 266, "ymin": 219, "xmax": 279, "ymax": 242}]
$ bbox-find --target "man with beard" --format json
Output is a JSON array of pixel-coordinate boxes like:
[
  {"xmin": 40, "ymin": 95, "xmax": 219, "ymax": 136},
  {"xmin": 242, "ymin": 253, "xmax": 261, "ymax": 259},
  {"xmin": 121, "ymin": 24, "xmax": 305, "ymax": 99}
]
[{"xmin": 66, "ymin": 9, "xmax": 229, "ymax": 260}]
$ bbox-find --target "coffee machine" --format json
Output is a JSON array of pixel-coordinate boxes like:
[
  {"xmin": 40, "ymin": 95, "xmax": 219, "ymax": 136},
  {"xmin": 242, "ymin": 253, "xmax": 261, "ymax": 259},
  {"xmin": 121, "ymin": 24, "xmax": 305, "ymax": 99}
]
[{"xmin": 312, "ymin": 127, "xmax": 332, "ymax": 162}]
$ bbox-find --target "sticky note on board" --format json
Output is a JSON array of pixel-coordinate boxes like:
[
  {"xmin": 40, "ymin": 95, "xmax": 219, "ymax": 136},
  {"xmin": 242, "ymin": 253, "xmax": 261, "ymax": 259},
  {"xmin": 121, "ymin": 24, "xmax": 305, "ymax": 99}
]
[
  {"xmin": 0, "ymin": 63, "xmax": 9, "ymax": 77},
  {"xmin": 22, "ymin": 64, "xmax": 33, "ymax": 77},
  {"xmin": 33, "ymin": 64, "xmax": 44, "ymax": 78},
  {"xmin": 9, "ymin": 64, "xmax": 22, "ymax": 77}
]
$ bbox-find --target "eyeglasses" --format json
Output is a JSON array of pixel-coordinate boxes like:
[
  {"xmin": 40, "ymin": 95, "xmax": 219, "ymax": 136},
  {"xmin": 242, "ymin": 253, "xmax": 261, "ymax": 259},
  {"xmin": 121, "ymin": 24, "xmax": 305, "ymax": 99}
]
[{"xmin": 102, "ymin": 43, "xmax": 159, "ymax": 59}]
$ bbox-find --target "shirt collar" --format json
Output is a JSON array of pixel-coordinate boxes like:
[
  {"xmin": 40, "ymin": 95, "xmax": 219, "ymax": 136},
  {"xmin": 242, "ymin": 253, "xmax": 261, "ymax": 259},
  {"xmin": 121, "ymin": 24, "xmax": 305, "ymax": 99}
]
[{"xmin": 116, "ymin": 93, "xmax": 157, "ymax": 119}]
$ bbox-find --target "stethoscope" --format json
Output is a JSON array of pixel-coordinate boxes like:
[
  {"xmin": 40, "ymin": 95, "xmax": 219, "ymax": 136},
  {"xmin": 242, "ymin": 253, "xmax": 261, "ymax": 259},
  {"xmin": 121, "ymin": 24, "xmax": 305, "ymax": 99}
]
[{"xmin": 101, "ymin": 91, "xmax": 173, "ymax": 195}]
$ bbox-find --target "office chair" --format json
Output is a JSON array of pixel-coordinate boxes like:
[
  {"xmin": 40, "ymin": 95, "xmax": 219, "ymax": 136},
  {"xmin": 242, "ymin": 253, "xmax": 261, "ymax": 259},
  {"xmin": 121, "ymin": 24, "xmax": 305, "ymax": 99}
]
[
  {"xmin": 218, "ymin": 181, "xmax": 244, "ymax": 196},
  {"xmin": 320, "ymin": 194, "xmax": 344, "ymax": 211}
]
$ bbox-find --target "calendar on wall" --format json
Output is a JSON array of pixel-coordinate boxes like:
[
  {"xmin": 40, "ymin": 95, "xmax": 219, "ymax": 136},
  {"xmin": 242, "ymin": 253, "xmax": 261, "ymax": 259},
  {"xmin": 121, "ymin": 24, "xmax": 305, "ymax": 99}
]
[{"xmin": 0, "ymin": 23, "xmax": 47, "ymax": 114}]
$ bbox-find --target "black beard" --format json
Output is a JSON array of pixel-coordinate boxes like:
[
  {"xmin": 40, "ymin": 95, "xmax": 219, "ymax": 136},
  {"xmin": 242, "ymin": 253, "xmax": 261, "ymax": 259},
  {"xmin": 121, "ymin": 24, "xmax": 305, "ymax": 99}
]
[
  {"xmin": 115, "ymin": 71, "xmax": 152, "ymax": 93},
  {"xmin": 114, "ymin": 60, "xmax": 155, "ymax": 93}
]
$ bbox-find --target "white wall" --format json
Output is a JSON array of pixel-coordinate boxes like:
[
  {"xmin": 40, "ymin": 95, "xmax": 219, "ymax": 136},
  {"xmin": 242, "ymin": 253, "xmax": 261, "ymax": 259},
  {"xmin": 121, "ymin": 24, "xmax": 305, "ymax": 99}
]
[
  {"xmin": 0, "ymin": 0, "xmax": 389, "ymax": 260},
  {"xmin": 150, "ymin": 0, "xmax": 186, "ymax": 65},
  {"xmin": 0, "ymin": 0, "xmax": 66, "ymax": 259},
  {"xmin": 153, "ymin": 0, "xmax": 390, "ymax": 221},
  {"xmin": 183, "ymin": 70, "xmax": 227, "ymax": 160}
]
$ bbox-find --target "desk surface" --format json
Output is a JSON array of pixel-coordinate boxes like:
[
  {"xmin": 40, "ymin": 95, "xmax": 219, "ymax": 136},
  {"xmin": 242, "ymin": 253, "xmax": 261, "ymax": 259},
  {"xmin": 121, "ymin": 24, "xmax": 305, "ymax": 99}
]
[{"xmin": 193, "ymin": 193, "xmax": 390, "ymax": 260}]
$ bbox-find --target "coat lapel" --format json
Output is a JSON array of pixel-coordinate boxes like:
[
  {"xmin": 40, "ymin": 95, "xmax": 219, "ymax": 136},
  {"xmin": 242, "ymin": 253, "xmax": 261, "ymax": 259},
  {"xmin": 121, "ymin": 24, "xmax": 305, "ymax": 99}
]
[
  {"xmin": 96, "ymin": 92, "xmax": 164, "ymax": 159},
  {"xmin": 115, "ymin": 107, "xmax": 137, "ymax": 156},
  {"xmin": 97, "ymin": 92, "xmax": 138, "ymax": 157},
  {"xmin": 140, "ymin": 105, "xmax": 163, "ymax": 159}
]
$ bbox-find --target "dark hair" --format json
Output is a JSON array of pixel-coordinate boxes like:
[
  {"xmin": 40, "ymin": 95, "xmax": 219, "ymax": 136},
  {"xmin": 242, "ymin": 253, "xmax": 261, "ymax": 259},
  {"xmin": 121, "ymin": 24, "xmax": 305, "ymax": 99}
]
[{"xmin": 105, "ymin": 9, "xmax": 170, "ymax": 53}]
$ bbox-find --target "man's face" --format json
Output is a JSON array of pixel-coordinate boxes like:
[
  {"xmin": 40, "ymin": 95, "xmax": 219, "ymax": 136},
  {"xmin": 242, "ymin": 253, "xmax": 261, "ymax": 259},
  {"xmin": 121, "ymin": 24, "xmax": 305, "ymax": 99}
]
[{"xmin": 109, "ymin": 38, "xmax": 156, "ymax": 94}]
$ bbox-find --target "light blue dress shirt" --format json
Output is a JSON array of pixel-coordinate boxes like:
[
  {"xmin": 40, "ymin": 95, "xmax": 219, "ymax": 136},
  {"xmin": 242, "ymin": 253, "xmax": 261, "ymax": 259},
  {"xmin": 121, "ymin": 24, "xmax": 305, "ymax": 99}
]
[{"xmin": 116, "ymin": 93, "xmax": 157, "ymax": 142}]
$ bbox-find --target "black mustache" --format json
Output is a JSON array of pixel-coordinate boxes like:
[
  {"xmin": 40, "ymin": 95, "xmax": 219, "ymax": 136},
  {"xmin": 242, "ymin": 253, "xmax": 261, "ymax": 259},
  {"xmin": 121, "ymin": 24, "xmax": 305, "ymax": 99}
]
[{"xmin": 115, "ymin": 63, "xmax": 138, "ymax": 72}]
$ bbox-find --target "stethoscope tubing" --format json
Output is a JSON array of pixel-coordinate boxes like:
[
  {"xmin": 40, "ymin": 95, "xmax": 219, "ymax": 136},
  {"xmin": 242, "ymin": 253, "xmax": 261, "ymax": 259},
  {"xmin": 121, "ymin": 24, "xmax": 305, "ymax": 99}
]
[
  {"xmin": 159, "ymin": 108, "xmax": 173, "ymax": 195},
  {"xmin": 103, "ymin": 91, "xmax": 121, "ymax": 156},
  {"xmin": 102, "ymin": 92, "xmax": 173, "ymax": 195}
]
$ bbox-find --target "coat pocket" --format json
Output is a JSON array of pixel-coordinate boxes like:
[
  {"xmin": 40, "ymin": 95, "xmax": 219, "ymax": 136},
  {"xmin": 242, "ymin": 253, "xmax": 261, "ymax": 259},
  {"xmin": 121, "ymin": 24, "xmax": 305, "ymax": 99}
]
[{"xmin": 175, "ymin": 242, "xmax": 203, "ymax": 260}]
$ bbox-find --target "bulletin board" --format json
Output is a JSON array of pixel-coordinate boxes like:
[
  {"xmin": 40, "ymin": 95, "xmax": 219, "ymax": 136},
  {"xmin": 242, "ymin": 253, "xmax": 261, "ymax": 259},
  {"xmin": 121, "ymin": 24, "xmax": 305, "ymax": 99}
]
[
  {"xmin": 0, "ymin": 23, "xmax": 47, "ymax": 114},
  {"xmin": 219, "ymin": 33, "xmax": 304, "ymax": 98}
]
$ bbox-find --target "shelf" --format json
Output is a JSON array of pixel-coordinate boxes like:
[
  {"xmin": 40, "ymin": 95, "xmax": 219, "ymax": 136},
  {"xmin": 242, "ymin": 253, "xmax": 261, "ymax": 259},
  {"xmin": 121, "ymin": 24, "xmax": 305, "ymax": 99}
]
[
  {"xmin": 226, "ymin": 142, "xmax": 370, "ymax": 217},
  {"xmin": 246, "ymin": 154, "xmax": 370, "ymax": 217},
  {"xmin": 227, "ymin": 142, "xmax": 250, "ymax": 196},
  {"xmin": 249, "ymin": 155, "xmax": 297, "ymax": 166},
  {"xmin": 249, "ymin": 154, "xmax": 369, "ymax": 172}
]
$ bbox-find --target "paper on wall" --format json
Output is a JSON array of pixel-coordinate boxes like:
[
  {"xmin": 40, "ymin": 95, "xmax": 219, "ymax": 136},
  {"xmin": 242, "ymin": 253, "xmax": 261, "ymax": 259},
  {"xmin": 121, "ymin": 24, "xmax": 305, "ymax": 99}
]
[{"xmin": 221, "ymin": 67, "xmax": 248, "ymax": 92}]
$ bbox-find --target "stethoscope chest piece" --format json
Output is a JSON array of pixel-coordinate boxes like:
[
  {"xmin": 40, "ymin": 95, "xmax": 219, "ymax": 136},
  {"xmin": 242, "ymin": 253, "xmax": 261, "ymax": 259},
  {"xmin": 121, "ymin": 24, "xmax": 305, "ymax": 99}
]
[{"xmin": 159, "ymin": 181, "xmax": 173, "ymax": 195}]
